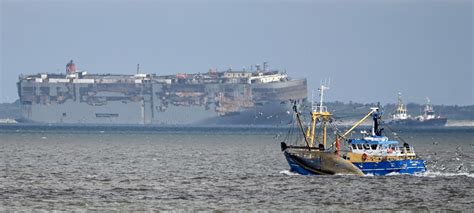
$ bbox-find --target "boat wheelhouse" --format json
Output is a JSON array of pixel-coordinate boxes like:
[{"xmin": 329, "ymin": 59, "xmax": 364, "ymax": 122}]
[
  {"xmin": 392, "ymin": 92, "xmax": 411, "ymax": 121},
  {"xmin": 345, "ymin": 108, "xmax": 426, "ymax": 176}
]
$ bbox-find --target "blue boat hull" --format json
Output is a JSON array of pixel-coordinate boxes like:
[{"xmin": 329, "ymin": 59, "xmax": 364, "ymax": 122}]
[{"xmin": 352, "ymin": 159, "xmax": 426, "ymax": 176}]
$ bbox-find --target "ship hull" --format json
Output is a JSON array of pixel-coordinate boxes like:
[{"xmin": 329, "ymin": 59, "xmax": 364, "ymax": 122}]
[
  {"xmin": 199, "ymin": 101, "xmax": 294, "ymax": 125},
  {"xmin": 352, "ymin": 159, "xmax": 426, "ymax": 176},
  {"xmin": 283, "ymin": 149, "xmax": 364, "ymax": 176},
  {"xmin": 284, "ymin": 151, "xmax": 335, "ymax": 175},
  {"xmin": 387, "ymin": 118, "xmax": 447, "ymax": 127},
  {"xmin": 20, "ymin": 99, "xmax": 296, "ymax": 125}
]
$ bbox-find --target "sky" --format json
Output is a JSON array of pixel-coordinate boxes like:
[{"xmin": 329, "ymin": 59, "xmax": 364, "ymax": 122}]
[{"xmin": 1, "ymin": 0, "xmax": 472, "ymax": 105}]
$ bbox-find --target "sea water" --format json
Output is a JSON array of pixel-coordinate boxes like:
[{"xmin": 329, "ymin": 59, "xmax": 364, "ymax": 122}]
[{"xmin": 0, "ymin": 125, "xmax": 472, "ymax": 211}]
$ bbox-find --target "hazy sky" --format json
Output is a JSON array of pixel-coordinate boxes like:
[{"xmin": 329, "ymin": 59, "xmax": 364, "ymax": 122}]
[{"xmin": 1, "ymin": 0, "xmax": 472, "ymax": 105}]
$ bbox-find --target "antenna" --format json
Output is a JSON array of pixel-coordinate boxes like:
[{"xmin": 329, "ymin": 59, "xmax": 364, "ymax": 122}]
[
  {"xmin": 319, "ymin": 84, "xmax": 329, "ymax": 113},
  {"xmin": 136, "ymin": 64, "xmax": 140, "ymax": 74},
  {"xmin": 369, "ymin": 106, "xmax": 379, "ymax": 136},
  {"xmin": 396, "ymin": 92, "xmax": 403, "ymax": 110},
  {"xmin": 315, "ymin": 78, "xmax": 330, "ymax": 113}
]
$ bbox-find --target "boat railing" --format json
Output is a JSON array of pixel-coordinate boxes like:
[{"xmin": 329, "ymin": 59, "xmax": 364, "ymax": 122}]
[
  {"xmin": 399, "ymin": 146, "xmax": 415, "ymax": 154},
  {"xmin": 313, "ymin": 106, "xmax": 327, "ymax": 113}
]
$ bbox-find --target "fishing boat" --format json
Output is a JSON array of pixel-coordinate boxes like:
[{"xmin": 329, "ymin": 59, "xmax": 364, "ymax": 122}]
[
  {"xmin": 281, "ymin": 85, "xmax": 427, "ymax": 176},
  {"xmin": 343, "ymin": 107, "xmax": 427, "ymax": 176},
  {"xmin": 280, "ymin": 85, "xmax": 364, "ymax": 175}
]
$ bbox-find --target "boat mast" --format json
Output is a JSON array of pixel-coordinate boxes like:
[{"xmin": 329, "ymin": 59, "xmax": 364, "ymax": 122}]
[
  {"xmin": 425, "ymin": 97, "xmax": 431, "ymax": 113},
  {"xmin": 309, "ymin": 81, "xmax": 331, "ymax": 149},
  {"xmin": 319, "ymin": 84, "xmax": 329, "ymax": 113},
  {"xmin": 371, "ymin": 107, "xmax": 382, "ymax": 136},
  {"xmin": 293, "ymin": 102, "xmax": 311, "ymax": 150},
  {"xmin": 394, "ymin": 92, "xmax": 409, "ymax": 120}
]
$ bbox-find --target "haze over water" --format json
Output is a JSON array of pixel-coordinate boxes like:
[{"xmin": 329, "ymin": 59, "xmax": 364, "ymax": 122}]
[{"xmin": 1, "ymin": 126, "xmax": 472, "ymax": 211}]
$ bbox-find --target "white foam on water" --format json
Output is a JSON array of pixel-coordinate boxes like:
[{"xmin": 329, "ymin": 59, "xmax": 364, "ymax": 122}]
[
  {"xmin": 385, "ymin": 172, "xmax": 417, "ymax": 176},
  {"xmin": 362, "ymin": 171, "xmax": 474, "ymax": 178},
  {"xmin": 446, "ymin": 120, "xmax": 474, "ymax": 127},
  {"xmin": 334, "ymin": 173, "xmax": 363, "ymax": 176},
  {"xmin": 279, "ymin": 170, "xmax": 301, "ymax": 176},
  {"xmin": 279, "ymin": 171, "xmax": 362, "ymax": 176},
  {"xmin": 415, "ymin": 171, "xmax": 474, "ymax": 178},
  {"xmin": 362, "ymin": 172, "xmax": 424, "ymax": 177}
]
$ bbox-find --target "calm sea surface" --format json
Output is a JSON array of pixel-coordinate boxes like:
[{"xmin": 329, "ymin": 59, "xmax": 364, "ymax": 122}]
[{"xmin": 0, "ymin": 125, "xmax": 473, "ymax": 211}]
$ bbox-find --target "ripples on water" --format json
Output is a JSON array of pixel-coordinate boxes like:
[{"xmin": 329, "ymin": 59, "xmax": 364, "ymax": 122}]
[{"xmin": 0, "ymin": 125, "xmax": 473, "ymax": 211}]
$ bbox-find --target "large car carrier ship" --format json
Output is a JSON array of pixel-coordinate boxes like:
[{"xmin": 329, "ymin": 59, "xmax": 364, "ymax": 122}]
[{"xmin": 17, "ymin": 61, "xmax": 307, "ymax": 125}]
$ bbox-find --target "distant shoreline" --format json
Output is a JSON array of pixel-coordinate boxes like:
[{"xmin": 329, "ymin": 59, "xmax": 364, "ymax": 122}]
[
  {"xmin": 333, "ymin": 119, "xmax": 474, "ymax": 127},
  {"xmin": 1, "ymin": 100, "xmax": 473, "ymax": 123},
  {"xmin": 0, "ymin": 121, "xmax": 473, "ymax": 128}
]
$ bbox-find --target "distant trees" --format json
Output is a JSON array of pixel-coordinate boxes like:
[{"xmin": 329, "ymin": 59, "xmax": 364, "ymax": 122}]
[{"xmin": 303, "ymin": 100, "xmax": 474, "ymax": 120}]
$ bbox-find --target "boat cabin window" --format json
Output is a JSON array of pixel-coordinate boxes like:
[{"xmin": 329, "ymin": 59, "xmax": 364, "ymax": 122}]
[
  {"xmin": 363, "ymin": 143, "xmax": 370, "ymax": 150},
  {"xmin": 371, "ymin": 144, "xmax": 378, "ymax": 150},
  {"xmin": 357, "ymin": 144, "xmax": 363, "ymax": 150},
  {"xmin": 352, "ymin": 144, "xmax": 357, "ymax": 149}
]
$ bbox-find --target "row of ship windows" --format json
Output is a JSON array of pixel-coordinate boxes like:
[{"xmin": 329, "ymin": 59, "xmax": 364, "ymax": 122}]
[
  {"xmin": 61, "ymin": 113, "xmax": 119, "ymax": 118},
  {"xmin": 351, "ymin": 143, "xmax": 398, "ymax": 151},
  {"xmin": 352, "ymin": 144, "xmax": 378, "ymax": 150}
]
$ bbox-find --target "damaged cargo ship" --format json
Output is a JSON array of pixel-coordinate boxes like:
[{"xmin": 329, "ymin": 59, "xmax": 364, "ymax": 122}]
[{"xmin": 17, "ymin": 61, "xmax": 307, "ymax": 125}]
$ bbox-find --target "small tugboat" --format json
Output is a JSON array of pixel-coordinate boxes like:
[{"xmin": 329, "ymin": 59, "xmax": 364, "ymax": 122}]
[
  {"xmin": 390, "ymin": 93, "xmax": 412, "ymax": 122},
  {"xmin": 280, "ymin": 85, "xmax": 364, "ymax": 175},
  {"xmin": 413, "ymin": 98, "xmax": 448, "ymax": 125},
  {"xmin": 343, "ymin": 107, "xmax": 427, "ymax": 176}
]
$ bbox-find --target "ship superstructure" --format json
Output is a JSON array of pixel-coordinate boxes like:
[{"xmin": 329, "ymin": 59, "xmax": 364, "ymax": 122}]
[
  {"xmin": 346, "ymin": 107, "xmax": 426, "ymax": 176},
  {"xmin": 414, "ymin": 98, "xmax": 447, "ymax": 124},
  {"xmin": 392, "ymin": 93, "xmax": 411, "ymax": 121},
  {"xmin": 17, "ymin": 61, "xmax": 307, "ymax": 125}
]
